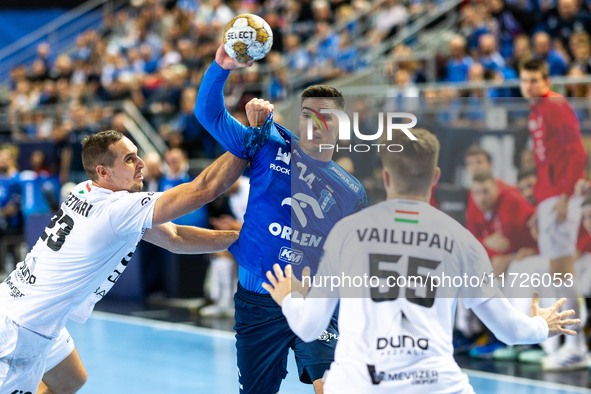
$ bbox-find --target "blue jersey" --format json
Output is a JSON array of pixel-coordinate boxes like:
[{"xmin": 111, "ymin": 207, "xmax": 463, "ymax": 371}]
[
  {"xmin": 196, "ymin": 62, "xmax": 367, "ymax": 291},
  {"xmin": 19, "ymin": 170, "xmax": 60, "ymax": 218},
  {"xmin": 0, "ymin": 171, "xmax": 22, "ymax": 229},
  {"xmin": 445, "ymin": 56, "xmax": 473, "ymax": 82}
]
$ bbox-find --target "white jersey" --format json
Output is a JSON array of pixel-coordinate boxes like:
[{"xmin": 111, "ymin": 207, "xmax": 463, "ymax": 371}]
[
  {"xmin": 68, "ymin": 244, "xmax": 137, "ymax": 324},
  {"xmin": 0, "ymin": 181, "xmax": 162, "ymax": 338},
  {"xmin": 315, "ymin": 198, "xmax": 501, "ymax": 392},
  {"xmin": 228, "ymin": 176, "xmax": 249, "ymax": 222}
]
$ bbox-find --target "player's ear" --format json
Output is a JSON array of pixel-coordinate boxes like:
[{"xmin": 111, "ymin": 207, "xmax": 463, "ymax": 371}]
[
  {"xmin": 382, "ymin": 167, "xmax": 391, "ymax": 190},
  {"xmin": 432, "ymin": 167, "xmax": 441, "ymax": 187},
  {"xmin": 96, "ymin": 165, "xmax": 110, "ymax": 180}
]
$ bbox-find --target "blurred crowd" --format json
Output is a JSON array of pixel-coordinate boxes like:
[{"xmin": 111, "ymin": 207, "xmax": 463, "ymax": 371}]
[
  {"xmin": 2, "ymin": 0, "xmax": 445, "ymax": 164},
  {"xmin": 385, "ymin": 0, "xmax": 591, "ymax": 102},
  {"xmin": 4, "ymin": 0, "xmax": 591, "ymax": 248}
]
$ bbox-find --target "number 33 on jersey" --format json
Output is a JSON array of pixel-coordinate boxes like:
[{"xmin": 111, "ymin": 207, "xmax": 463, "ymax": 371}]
[{"xmin": 0, "ymin": 181, "xmax": 162, "ymax": 338}]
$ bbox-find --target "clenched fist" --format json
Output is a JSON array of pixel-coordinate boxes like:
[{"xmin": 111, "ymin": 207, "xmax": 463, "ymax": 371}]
[{"xmin": 246, "ymin": 98, "xmax": 274, "ymax": 127}]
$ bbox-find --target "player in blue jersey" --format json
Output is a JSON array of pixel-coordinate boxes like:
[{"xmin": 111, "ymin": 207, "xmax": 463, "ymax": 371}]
[
  {"xmin": 0, "ymin": 145, "xmax": 22, "ymax": 233},
  {"xmin": 195, "ymin": 45, "xmax": 367, "ymax": 394}
]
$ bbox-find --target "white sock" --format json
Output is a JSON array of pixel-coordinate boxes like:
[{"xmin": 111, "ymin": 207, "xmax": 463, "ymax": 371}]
[
  {"xmin": 217, "ymin": 257, "xmax": 236, "ymax": 308},
  {"xmin": 208, "ymin": 257, "xmax": 236, "ymax": 308},
  {"xmin": 208, "ymin": 257, "xmax": 222, "ymax": 302}
]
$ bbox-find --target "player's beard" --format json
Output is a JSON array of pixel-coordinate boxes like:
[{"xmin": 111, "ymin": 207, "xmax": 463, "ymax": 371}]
[{"xmin": 129, "ymin": 181, "xmax": 143, "ymax": 193}]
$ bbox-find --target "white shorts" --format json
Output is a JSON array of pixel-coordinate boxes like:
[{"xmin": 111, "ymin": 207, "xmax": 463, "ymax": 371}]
[
  {"xmin": 537, "ymin": 195, "xmax": 582, "ymax": 260},
  {"xmin": 323, "ymin": 359, "xmax": 475, "ymax": 394},
  {"xmin": 0, "ymin": 313, "xmax": 52, "ymax": 394},
  {"xmin": 44, "ymin": 328, "xmax": 75, "ymax": 372}
]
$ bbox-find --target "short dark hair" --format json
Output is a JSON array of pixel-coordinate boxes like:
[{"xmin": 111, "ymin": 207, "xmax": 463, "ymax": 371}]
[
  {"xmin": 472, "ymin": 171, "xmax": 495, "ymax": 184},
  {"xmin": 517, "ymin": 167, "xmax": 537, "ymax": 182},
  {"xmin": 520, "ymin": 58, "xmax": 549, "ymax": 79},
  {"xmin": 379, "ymin": 128, "xmax": 440, "ymax": 195},
  {"xmin": 464, "ymin": 145, "xmax": 492, "ymax": 163},
  {"xmin": 82, "ymin": 130, "xmax": 125, "ymax": 181},
  {"xmin": 301, "ymin": 85, "xmax": 345, "ymax": 110}
]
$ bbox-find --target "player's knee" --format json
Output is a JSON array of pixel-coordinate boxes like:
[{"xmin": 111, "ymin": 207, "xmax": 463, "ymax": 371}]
[
  {"xmin": 56, "ymin": 369, "xmax": 87, "ymax": 394},
  {"xmin": 68, "ymin": 368, "xmax": 88, "ymax": 393},
  {"xmin": 313, "ymin": 378, "xmax": 324, "ymax": 394},
  {"xmin": 75, "ymin": 368, "xmax": 88, "ymax": 391}
]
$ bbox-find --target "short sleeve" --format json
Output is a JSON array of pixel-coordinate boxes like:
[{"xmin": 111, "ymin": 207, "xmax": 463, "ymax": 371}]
[
  {"xmin": 460, "ymin": 232, "xmax": 503, "ymax": 309},
  {"xmin": 109, "ymin": 191, "xmax": 163, "ymax": 236}
]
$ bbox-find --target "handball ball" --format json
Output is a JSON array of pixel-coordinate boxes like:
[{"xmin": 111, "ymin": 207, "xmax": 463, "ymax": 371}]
[{"xmin": 223, "ymin": 14, "xmax": 273, "ymax": 63}]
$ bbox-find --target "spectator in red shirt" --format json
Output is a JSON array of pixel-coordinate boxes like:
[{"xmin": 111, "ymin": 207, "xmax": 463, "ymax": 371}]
[
  {"xmin": 517, "ymin": 167, "xmax": 537, "ymax": 206},
  {"xmin": 464, "ymin": 145, "xmax": 492, "ymax": 176},
  {"xmin": 464, "ymin": 145, "xmax": 514, "ymax": 192},
  {"xmin": 468, "ymin": 172, "xmax": 538, "ymax": 277},
  {"xmin": 520, "ymin": 58, "xmax": 589, "ymax": 370},
  {"xmin": 464, "ymin": 145, "xmax": 517, "ymax": 214}
]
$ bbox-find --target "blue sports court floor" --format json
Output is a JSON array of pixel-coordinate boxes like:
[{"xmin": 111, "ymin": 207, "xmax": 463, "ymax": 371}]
[{"xmin": 68, "ymin": 312, "xmax": 591, "ymax": 394}]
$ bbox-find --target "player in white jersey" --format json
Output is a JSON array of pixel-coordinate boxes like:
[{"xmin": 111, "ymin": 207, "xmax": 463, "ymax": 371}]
[
  {"xmin": 263, "ymin": 128, "xmax": 579, "ymax": 394},
  {"xmin": 0, "ymin": 130, "xmax": 247, "ymax": 394}
]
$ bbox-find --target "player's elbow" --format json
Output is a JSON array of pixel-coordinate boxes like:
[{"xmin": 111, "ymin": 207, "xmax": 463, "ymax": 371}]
[
  {"xmin": 194, "ymin": 103, "xmax": 204, "ymax": 124},
  {"xmin": 167, "ymin": 240, "xmax": 187, "ymax": 254},
  {"xmin": 201, "ymin": 184, "xmax": 223, "ymax": 204},
  {"xmin": 490, "ymin": 328, "xmax": 523, "ymax": 346},
  {"xmin": 160, "ymin": 225, "xmax": 187, "ymax": 254},
  {"xmin": 499, "ymin": 336, "xmax": 538, "ymax": 346},
  {"xmin": 190, "ymin": 177, "xmax": 221, "ymax": 205},
  {"xmin": 496, "ymin": 335, "xmax": 518, "ymax": 346},
  {"xmin": 194, "ymin": 95, "xmax": 213, "ymax": 127},
  {"xmin": 194, "ymin": 101, "xmax": 207, "ymax": 126}
]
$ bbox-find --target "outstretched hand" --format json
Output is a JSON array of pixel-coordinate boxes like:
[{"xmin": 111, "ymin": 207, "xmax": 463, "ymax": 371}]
[
  {"xmin": 530, "ymin": 292, "xmax": 580, "ymax": 337},
  {"xmin": 262, "ymin": 264, "xmax": 311, "ymax": 306},
  {"xmin": 215, "ymin": 44, "xmax": 254, "ymax": 70}
]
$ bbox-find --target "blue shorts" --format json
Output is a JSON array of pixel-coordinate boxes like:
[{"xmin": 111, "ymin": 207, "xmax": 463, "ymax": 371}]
[{"xmin": 234, "ymin": 283, "xmax": 338, "ymax": 394}]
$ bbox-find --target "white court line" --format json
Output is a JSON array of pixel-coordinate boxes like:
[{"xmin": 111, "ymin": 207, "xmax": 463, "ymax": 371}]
[
  {"xmin": 463, "ymin": 369, "xmax": 591, "ymax": 393},
  {"xmin": 89, "ymin": 312, "xmax": 591, "ymax": 393},
  {"xmin": 90, "ymin": 311, "xmax": 235, "ymax": 340}
]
